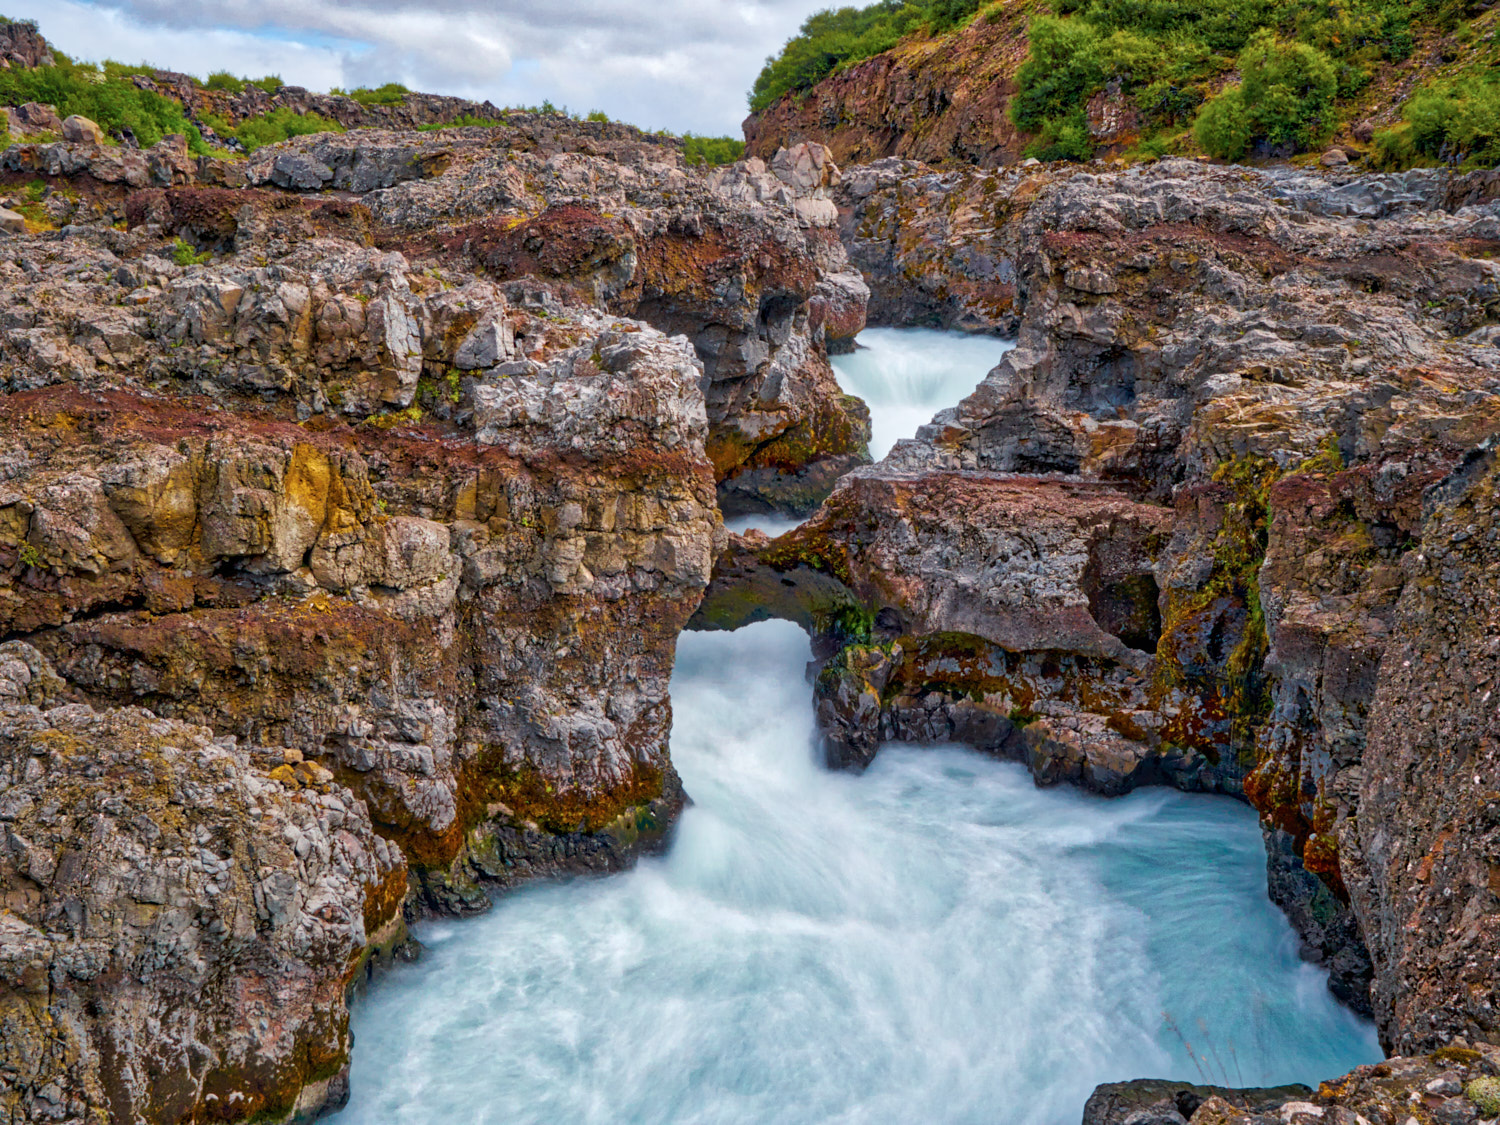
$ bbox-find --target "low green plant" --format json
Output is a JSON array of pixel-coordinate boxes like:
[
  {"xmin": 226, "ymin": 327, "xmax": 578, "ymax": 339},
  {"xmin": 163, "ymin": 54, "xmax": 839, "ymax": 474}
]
[
  {"xmin": 680, "ymin": 133, "xmax": 746, "ymax": 166},
  {"xmin": 170, "ymin": 237, "xmax": 212, "ymax": 267},
  {"xmin": 0, "ymin": 48, "xmax": 209, "ymax": 151},
  {"xmin": 233, "ymin": 107, "xmax": 344, "ymax": 152},
  {"xmin": 417, "ymin": 113, "xmax": 507, "ymax": 130},
  {"xmin": 16, "ymin": 543, "xmax": 41, "ymax": 569},
  {"xmin": 344, "ymin": 82, "xmax": 410, "ymax": 106},
  {"xmin": 1194, "ymin": 32, "xmax": 1337, "ymax": 160},
  {"xmin": 204, "ymin": 70, "xmax": 245, "ymax": 93},
  {"xmin": 1467, "ymin": 1076, "xmax": 1500, "ymax": 1117}
]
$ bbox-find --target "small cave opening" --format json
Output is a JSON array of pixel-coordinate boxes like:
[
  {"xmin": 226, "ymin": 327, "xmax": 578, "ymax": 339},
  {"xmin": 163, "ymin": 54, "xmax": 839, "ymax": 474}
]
[{"xmin": 1084, "ymin": 570, "xmax": 1162, "ymax": 654}]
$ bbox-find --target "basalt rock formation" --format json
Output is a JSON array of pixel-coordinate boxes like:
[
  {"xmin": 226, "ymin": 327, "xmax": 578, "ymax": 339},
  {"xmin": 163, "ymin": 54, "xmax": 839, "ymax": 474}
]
[
  {"xmin": 0, "ymin": 121, "xmax": 765, "ymax": 1117},
  {"xmin": 1088, "ymin": 1046, "xmax": 1500, "ymax": 1125},
  {"xmin": 0, "ymin": 643, "xmax": 407, "ymax": 1124},
  {"xmin": 2, "ymin": 124, "xmax": 870, "ymax": 515},
  {"xmin": 697, "ymin": 157, "xmax": 1500, "ymax": 1042},
  {"xmin": 744, "ymin": 7, "xmax": 1035, "ymax": 168}
]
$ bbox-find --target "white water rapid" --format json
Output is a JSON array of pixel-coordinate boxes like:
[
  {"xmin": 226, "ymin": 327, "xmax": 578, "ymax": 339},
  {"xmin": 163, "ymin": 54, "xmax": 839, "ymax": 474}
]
[
  {"xmin": 341, "ymin": 620, "xmax": 1378, "ymax": 1124},
  {"xmin": 727, "ymin": 326, "xmax": 1013, "ymax": 537},
  {"xmin": 339, "ymin": 329, "xmax": 1380, "ymax": 1125}
]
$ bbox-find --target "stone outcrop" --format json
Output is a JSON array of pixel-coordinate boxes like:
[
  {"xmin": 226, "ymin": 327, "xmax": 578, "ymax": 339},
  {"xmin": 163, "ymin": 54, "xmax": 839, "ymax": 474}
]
[
  {"xmin": 1088, "ymin": 1044, "xmax": 1500, "ymax": 1125},
  {"xmin": 0, "ymin": 642, "xmax": 406, "ymax": 1124},
  {"xmin": 0, "ymin": 20, "xmax": 52, "ymax": 71},
  {"xmin": 0, "ymin": 143, "xmax": 724, "ymax": 1115},
  {"xmin": 700, "ymin": 157, "xmax": 1500, "ymax": 1043},
  {"xmin": 744, "ymin": 8, "xmax": 1035, "ymax": 167},
  {"xmin": 0, "ymin": 122, "xmax": 869, "ymax": 515},
  {"xmin": 1345, "ymin": 445, "xmax": 1500, "ymax": 1055}
]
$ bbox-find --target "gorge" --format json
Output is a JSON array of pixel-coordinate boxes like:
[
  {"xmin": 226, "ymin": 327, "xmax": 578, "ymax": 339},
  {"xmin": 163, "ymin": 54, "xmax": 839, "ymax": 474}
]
[{"xmin": 0, "ymin": 9, "xmax": 1499, "ymax": 1125}]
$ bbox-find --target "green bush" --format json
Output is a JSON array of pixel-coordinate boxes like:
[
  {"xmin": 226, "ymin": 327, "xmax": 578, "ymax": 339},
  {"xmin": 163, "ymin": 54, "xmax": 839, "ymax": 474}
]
[
  {"xmin": 0, "ymin": 51, "xmax": 208, "ymax": 151},
  {"xmin": 586, "ymin": 109, "xmax": 610, "ymax": 122},
  {"xmin": 681, "ymin": 133, "xmax": 746, "ymax": 166},
  {"xmin": 347, "ymin": 82, "xmax": 409, "ymax": 107},
  {"xmin": 171, "ymin": 237, "xmax": 212, "ymax": 267},
  {"xmin": 1398, "ymin": 76, "xmax": 1500, "ymax": 166},
  {"xmin": 1009, "ymin": 16, "xmax": 1105, "ymax": 131},
  {"xmin": 1024, "ymin": 110, "xmax": 1096, "ymax": 161},
  {"xmin": 417, "ymin": 113, "xmax": 507, "ymax": 131},
  {"xmin": 1193, "ymin": 31, "xmax": 1337, "ymax": 158},
  {"xmin": 204, "ymin": 71, "xmax": 245, "ymax": 93},
  {"xmin": 233, "ymin": 108, "xmax": 344, "ymax": 152}
]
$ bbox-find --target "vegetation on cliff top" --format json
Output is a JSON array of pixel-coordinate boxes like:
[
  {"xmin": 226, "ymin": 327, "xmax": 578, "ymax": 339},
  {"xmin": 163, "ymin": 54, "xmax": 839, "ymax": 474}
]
[
  {"xmin": 0, "ymin": 16, "xmax": 746, "ymax": 166},
  {"xmin": 749, "ymin": 0, "xmax": 990, "ymax": 112},
  {"xmin": 753, "ymin": 0, "xmax": 1500, "ymax": 167}
]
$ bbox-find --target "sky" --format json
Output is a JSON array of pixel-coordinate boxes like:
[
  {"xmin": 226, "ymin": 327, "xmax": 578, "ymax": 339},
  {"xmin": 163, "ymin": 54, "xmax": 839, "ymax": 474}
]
[{"xmin": 5, "ymin": 0, "xmax": 835, "ymax": 136}]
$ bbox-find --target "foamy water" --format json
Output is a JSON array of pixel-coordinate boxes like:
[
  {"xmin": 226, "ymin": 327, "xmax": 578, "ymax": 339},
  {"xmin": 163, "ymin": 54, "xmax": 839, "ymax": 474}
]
[
  {"xmin": 727, "ymin": 327, "xmax": 1011, "ymax": 537},
  {"xmin": 339, "ymin": 621, "xmax": 1379, "ymax": 1125}
]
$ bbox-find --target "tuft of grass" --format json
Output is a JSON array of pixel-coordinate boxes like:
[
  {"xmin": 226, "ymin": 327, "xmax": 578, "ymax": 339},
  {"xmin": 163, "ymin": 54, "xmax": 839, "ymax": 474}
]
[{"xmin": 170, "ymin": 238, "xmax": 212, "ymax": 267}]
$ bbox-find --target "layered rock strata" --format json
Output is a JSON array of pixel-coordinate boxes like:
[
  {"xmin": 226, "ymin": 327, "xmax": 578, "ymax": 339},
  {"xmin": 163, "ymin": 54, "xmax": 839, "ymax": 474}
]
[
  {"xmin": 700, "ymin": 157, "xmax": 1500, "ymax": 1038},
  {"xmin": 2, "ymin": 125, "xmax": 870, "ymax": 515},
  {"xmin": 0, "ymin": 182, "xmax": 721, "ymax": 1115},
  {"xmin": 0, "ymin": 642, "xmax": 407, "ymax": 1124}
]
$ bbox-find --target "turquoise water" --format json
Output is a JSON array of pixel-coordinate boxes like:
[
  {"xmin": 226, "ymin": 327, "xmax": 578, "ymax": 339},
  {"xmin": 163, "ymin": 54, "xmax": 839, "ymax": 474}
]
[
  {"xmin": 727, "ymin": 326, "xmax": 1011, "ymax": 537},
  {"xmin": 831, "ymin": 326, "xmax": 1013, "ymax": 461},
  {"xmin": 339, "ymin": 621, "xmax": 1380, "ymax": 1125}
]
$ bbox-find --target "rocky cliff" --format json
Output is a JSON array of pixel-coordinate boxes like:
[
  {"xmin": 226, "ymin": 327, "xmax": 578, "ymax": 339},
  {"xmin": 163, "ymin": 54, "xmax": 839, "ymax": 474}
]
[{"xmin": 697, "ymin": 157, "xmax": 1500, "ymax": 1045}]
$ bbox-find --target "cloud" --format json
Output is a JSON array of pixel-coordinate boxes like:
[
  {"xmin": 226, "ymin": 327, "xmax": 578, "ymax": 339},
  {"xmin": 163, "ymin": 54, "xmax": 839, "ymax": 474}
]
[{"xmin": 6, "ymin": 0, "xmax": 831, "ymax": 135}]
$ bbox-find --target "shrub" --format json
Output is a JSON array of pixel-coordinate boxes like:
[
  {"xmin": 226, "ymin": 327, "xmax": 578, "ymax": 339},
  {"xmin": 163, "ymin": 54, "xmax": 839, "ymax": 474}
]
[
  {"xmin": 171, "ymin": 237, "xmax": 211, "ymax": 267},
  {"xmin": 1010, "ymin": 16, "xmax": 1105, "ymax": 131},
  {"xmin": 1024, "ymin": 110, "xmax": 1095, "ymax": 161},
  {"xmin": 586, "ymin": 109, "xmax": 610, "ymax": 122},
  {"xmin": 417, "ymin": 113, "xmax": 507, "ymax": 130},
  {"xmin": 0, "ymin": 52, "xmax": 211, "ymax": 151},
  {"xmin": 681, "ymin": 133, "xmax": 746, "ymax": 166},
  {"xmin": 348, "ymin": 82, "xmax": 409, "ymax": 106},
  {"xmin": 233, "ymin": 108, "xmax": 344, "ymax": 152},
  {"xmin": 1193, "ymin": 31, "xmax": 1337, "ymax": 158},
  {"xmin": 1399, "ymin": 77, "xmax": 1500, "ymax": 166},
  {"xmin": 204, "ymin": 71, "xmax": 245, "ymax": 93}
]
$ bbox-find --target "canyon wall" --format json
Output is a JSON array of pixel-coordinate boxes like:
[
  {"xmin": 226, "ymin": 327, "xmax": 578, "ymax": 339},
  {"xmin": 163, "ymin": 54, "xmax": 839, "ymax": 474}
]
[
  {"xmin": 698, "ymin": 157, "xmax": 1500, "ymax": 1042},
  {"xmin": 0, "ymin": 121, "xmax": 873, "ymax": 1120}
]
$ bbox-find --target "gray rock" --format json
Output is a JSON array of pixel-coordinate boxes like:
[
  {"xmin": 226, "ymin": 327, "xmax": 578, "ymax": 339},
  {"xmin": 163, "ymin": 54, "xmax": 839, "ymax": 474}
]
[
  {"xmin": 270, "ymin": 150, "xmax": 335, "ymax": 190},
  {"xmin": 59, "ymin": 113, "xmax": 103, "ymax": 145}
]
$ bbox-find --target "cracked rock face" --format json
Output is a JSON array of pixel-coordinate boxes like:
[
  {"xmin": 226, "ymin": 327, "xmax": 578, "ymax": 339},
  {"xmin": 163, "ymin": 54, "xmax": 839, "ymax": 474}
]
[
  {"xmin": 700, "ymin": 156, "xmax": 1500, "ymax": 1045},
  {"xmin": 0, "ymin": 138, "xmax": 726, "ymax": 1119},
  {"xmin": 5, "ymin": 120, "xmax": 870, "ymax": 516},
  {"xmin": 0, "ymin": 642, "xmax": 407, "ymax": 1125}
]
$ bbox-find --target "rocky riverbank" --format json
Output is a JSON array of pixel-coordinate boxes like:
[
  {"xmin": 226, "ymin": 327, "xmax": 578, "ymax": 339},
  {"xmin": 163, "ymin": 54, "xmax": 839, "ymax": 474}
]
[
  {"xmin": 695, "ymin": 157, "xmax": 1500, "ymax": 1052},
  {"xmin": 0, "ymin": 108, "xmax": 876, "ymax": 1118},
  {"xmin": 1, "ymin": 27, "xmax": 1499, "ymax": 1118}
]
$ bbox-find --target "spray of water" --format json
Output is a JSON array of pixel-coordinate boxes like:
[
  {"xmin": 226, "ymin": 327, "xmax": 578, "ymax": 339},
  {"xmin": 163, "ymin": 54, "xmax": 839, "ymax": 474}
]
[{"xmin": 339, "ymin": 621, "xmax": 1379, "ymax": 1125}]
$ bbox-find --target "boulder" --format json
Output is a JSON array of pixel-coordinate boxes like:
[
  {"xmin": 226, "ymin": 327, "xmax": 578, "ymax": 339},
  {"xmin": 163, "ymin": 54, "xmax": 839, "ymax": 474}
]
[
  {"xmin": 0, "ymin": 206, "xmax": 23, "ymax": 234},
  {"xmin": 60, "ymin": 113, "xmax": 103, "ymax": 145},
  {"xmin": 2, "ymin": 100, "xmax": 61, "ymax": 136},
  {"xmin": 1320, "ymin": 147, "xmax": 1350, "ymax": 166}
]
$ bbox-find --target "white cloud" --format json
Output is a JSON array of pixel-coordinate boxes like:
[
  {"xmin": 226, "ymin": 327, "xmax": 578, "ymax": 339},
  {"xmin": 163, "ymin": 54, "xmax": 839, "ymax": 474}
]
[{"xmin": 6, "ymin": 0, "xmax": 832, "ymax": 135}]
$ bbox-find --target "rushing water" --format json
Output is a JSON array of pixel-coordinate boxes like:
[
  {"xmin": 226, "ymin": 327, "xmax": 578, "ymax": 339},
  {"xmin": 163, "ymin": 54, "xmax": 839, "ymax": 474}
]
[
  {"xmin": 341, "ymin": 621, "xmax": 1380, "ymax": 1125},
  {"xmin": 832, "ymin": 326, "xmax": 1014, "ymax": 461},
  {"xmin": 727, "ymin": 327, "xmax": 1012, "ymax": 537}
]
